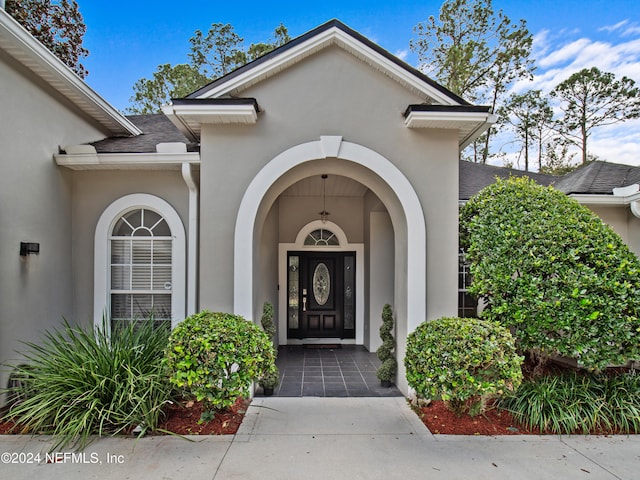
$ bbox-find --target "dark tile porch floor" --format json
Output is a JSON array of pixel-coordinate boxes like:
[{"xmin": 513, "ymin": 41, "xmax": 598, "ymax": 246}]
[{"xmin": 261, "ymin": 345, "xmax": 402, "ymax": 397}]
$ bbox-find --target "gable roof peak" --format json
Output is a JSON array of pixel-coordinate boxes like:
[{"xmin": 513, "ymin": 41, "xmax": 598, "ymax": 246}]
[{"xmin": 187, "ymin": 18, "xmax": 469, "ymax": 106}]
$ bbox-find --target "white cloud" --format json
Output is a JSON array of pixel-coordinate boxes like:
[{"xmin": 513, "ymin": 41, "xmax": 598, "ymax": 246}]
[
  {"xmin": 512, "ymin": 32, "xmax": 640, "ymax": 95},
  {"xmin": 599, "ymin": 20, "xmax": 628, "ymax": 33},
  {"xmin": 623, "ymin": 25, "xmax": 640, "ymax": 37},
  {"xmin": 589, "ymin": 121, "xmax": 640, "ymax": 166},
  {"xmin": 395, "ymin": 49, "xmax": 409, "ymax": 61},
  {"xmin": 500, "ymin": 24, "xmax": 640, "ymax": 169}
]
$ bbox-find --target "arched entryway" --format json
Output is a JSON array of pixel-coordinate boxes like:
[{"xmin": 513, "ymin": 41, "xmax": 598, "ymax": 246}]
[{"xmin": 233, "ymin": 136, "xmax": 426, "ymax": 394}]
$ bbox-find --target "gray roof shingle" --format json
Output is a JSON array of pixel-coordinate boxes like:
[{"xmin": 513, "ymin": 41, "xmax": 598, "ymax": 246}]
[
  {"xmin": 90, "ymin": 114, "xmax": 197, "ymax": 153},
  {"xmin": 554, "ymin": 161, "xmax": 640, "ymax": 194},
  {"xmin": 88, "ymin": 112, "xmax": 640, "ymax": 199},
  {"xmin": 459, "ymin": 160, "xmax": 556, "ymax": 200}
]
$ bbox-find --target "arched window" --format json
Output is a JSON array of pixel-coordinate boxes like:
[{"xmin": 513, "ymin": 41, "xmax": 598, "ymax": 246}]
[
  {"xmin": 95, "ymin": 194, "xmax": 186, "ymax": 332},
  {"xmin": 304, "ymin": 228, "xmax": 340, "ymax": 246},
  {"xmin": 110, "ymin": 208, "xmax": 173, "ymax": 330}
]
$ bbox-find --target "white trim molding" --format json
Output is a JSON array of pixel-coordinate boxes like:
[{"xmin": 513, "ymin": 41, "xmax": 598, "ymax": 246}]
[
  {"xmin": 234, "ymin": 136, "xmax": 426, "ymax": 336},
  {"xmin": 162, "ymin": 101, "xmax": 259, "ymax": 142},
  {"xmin": 404, "ymin": 109, "xmax": 498, "ymax": 149},
  {"xmin": 0, "ymin": 9, "xmax": 140, "ymax": 137},
  {"xmin": 612, "ymin": 184, "xmax": 640, "ymax": 219},
  {"xmin": 94, "ymin": 194, "xmax": 186, "ymax": 330},
  {"xmin": 279, "ymin": 220, "xmax": 364, "ymax": 345},
  {"xmin": 55, "ymin": 151, "xmax": 200, "ymax": 170}
]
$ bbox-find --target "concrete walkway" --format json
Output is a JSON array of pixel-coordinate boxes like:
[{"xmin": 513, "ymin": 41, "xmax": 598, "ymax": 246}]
[{"xmin": 1, "ymin": 397, "xmax": 638, "ymax": 479}]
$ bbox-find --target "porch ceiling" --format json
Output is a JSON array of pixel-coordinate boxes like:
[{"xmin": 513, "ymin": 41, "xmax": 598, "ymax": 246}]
[{"xmin": 281, "ymin": 174, "xmax": 369, "ymax": 197}]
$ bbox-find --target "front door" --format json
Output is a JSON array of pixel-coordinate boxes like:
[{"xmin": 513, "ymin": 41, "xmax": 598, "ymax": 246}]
[{"xmin": 287, "ymin": 251, "xmax": 355, "ymax": 339}]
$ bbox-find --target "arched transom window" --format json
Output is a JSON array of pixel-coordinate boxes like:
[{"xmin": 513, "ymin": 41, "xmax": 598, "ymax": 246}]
[
  {"xmin": 304, "ymin": 228, "xmax": 339, "ymax": 246},
  {"xmin": 110, "ymin": 208, "xmax": 172, "ymax": 330}
]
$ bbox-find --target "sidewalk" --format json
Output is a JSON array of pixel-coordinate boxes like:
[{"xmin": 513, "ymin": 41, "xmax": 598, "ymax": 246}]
[{"xmin": 1, "ymin": 397, "xmax": 638, "ymax": 479}]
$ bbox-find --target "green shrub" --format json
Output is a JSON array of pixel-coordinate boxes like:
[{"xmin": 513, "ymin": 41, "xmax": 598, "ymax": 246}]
[
  {"xmin": 405, "ymin": 317, "xmax": 523, "ymax": 416},
  {"xmin": 1, "ymin": 319, "xmax": 171, "ymax": 451},
  {"xmin": 460, "ymin": 177, "xmax": 640, "ymax": 370},
  {"xmin": 260, "ymin": 301, "xmax": 276, "ymax": 341},
  {"xmin": 376, "ymin": 304, "xmax": 397, "ymax": 383},
  {"xmin": 165, "ymin": 311, "xmax": 276, "ymax": 411},
  {"xmin": 500, "ymin": 371, "xmax": 640, "ymax": 434},
  {"xmin": 259, "ymin": 302, "xmax": 279, "ymax": 390}
]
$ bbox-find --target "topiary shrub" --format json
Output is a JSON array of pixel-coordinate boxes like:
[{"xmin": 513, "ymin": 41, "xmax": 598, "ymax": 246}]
[
  {"xmin": 376, "ymin": 304, "xmax": 397, "ymax": 385},
  {"xmin": 259, "ymin": 302, "xmax": 279, "ymax": 392},
  {"xmin": 405, "ymin": 317, "xmax": 523, "ymax": 416},
  {"xmin": 260, "ymin": 301, "xmax": 276, "ymax": 341},
  {"xmin": 460, "ymin": 176, "xmax": 640, "ymax": 370},
  {"xmin": 165, "ymin": 311, "xmax": 276, "ymax": 412}
]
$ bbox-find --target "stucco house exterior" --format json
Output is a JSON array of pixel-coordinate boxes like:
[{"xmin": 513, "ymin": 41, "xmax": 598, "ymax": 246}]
[{"xmin": 1, "ymin": 11, "xmax": 639, "ymax": 403}]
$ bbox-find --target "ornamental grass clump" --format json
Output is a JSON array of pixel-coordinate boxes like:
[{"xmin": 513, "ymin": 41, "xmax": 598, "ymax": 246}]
[
  {"xmin": 405, "ymin": 317, "xmax": 523, "ymax": 416},
  {"xmin": 500, "ymin": 371, "xmax": 640, "ymax": 434},
  {"xmin": 165, "ymin": 311, "xmax": 276, "ymax": 416},
  {"xmin": 1, "ymin": 319, "xmax": 171, "ymax": 451}
]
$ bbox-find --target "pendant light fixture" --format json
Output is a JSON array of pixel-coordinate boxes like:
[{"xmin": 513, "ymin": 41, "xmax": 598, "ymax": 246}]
[{"xmin": 318, "ymin": 174, "xmax": 330, "ymax": 223}]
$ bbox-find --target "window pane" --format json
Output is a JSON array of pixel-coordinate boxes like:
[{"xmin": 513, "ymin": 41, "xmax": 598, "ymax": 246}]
[
  {"xmin": 143, "ymin": 210, "xmax": 162, "ymax": 230},
  {"xmin": 122, "ymin": 210, "xmax": 141, "ymax": 229},
  {"xmin": 153, "ymin": 240, "xmax": 172, "ymax": 263},
  {"xmin": 111, "ymin": 265, "xmax": 130, "ymax": 289},
  {"xmin": 132, "ymin": 266, "xmax": 151, "ymax": 289},
  {"xmin": 304, "ymin": 229, "xmax": 339, "ymax": 246},
  {"xmin": 458, "ymin": 252, "xmax": 477, "ymax": 318},
  {"xmin": 150, "ymin": 294, "xmax": 172, "ymax": 320},
  {"xmin": 344, "ymin": 255, "xmax": 355, "ymax": 330},
  {"xmin": 288, "ymin": 255, "xmax": 299, "ymax": 329},
  {"xmin": 152, "ymin": 266, "xmax": 172, "ymax": 290},
  {"xmin": 110, "ymin": 208, "xmax": 173, "ymax": 330},
  {"xmin": 113, "ymin": 219, "xmax": 133, "ymax": 236},
  {"xmin": 132, "ymin": 240, "xmax": 152, "ymax": 263},
  {"xmin": 111, "ymin": 239, "xmax": 131, "ymax": 264},
  {"xmin": 111, "ymin": 293, "xmax": 131, "ymax": 320}
]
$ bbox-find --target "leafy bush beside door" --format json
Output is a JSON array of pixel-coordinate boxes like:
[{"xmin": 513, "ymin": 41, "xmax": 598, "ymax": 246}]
[
  {"xmin": 165, "ymin": 310, "xmax": 277, "ymax": 413},
  {"xmin": 405, "ymin": 317, "xmax": 523, "ymax": 416}
]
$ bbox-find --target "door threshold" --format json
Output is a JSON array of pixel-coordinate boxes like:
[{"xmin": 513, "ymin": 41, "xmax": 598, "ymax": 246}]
[{"xmin": 285, "ymin": 338, "xmax": 356, "ymax": 345}]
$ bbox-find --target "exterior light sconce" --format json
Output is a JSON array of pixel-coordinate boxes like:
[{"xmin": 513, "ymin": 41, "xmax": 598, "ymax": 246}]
[{"xmin": 20, "ymin": 242, "xmax": 40, "ymax": 256}]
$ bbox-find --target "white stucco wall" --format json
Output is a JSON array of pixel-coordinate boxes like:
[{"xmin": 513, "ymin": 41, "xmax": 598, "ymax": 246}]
[
  {"xmin": 69, "ymin": 170, "xmax": 190, "ymax": 326},
  {"xmin": 278, "ymin": 195, "xmax": 364, "ymax": 244},
  {"xmin": 588, "ymin": 205, "xmax": 640, "ymax": 256},
  {"xmin": 368, "ymin": 211, "xmax": 395, "ymax": 352},
  {"xmin": 198, "ymin": 45, "xmax": 460, "ymax": 394},
  {"xmin": 0, "ymin": 50, "xmax": 109, "ymax": 404}
]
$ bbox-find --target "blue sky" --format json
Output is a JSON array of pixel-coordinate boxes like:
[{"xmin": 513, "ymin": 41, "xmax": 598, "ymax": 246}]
[{"xmin": 79, "ymin": 0, "xmax": 640, "ymax": 166}]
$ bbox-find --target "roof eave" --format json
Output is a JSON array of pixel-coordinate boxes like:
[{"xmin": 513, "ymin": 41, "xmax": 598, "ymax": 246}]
[
  {"xmin": 162, "ymin": 98, "xmax": 259, "ymax": 142},
  {"xmin": 55, "ymin": 151, "xmax": 200, "ymax": 170},
  {"xmin": 0, "ymin": 9, "xmax": 140, "ymax": 137},
  {"xmin": 404, "ymin": 107, "xmax": 497, "ymax": 149}
]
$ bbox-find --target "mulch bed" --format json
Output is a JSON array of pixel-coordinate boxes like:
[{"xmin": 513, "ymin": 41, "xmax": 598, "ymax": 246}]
[
  {"xmin": 155, "ymin": 398, "xmax": 250, "ymax": 435},
  {"xmin": 0, "ymin": 398, "xmax": 250, "ymax": 436},
  {"xmin": 416, "ymin": 400, "xmax": 540, "ymax": 435}
]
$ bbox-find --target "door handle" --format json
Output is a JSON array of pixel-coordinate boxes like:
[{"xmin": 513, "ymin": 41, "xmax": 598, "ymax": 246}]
[{"xmin": 303, "ymin": 296, "xmax": 307, "ymax": 312}]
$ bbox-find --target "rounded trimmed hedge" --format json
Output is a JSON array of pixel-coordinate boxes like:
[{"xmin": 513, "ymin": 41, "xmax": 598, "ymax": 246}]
[
  {"xmin": 166, "ymin": 311, "xmax": 276, "ymax": 410},
  {"xmin": 405, "ymin": 317, "xmax": 523, "ymax": 416},
  {"xmin": 460, "ymin": 176, "xmax": 640, "ymax": 370}
]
